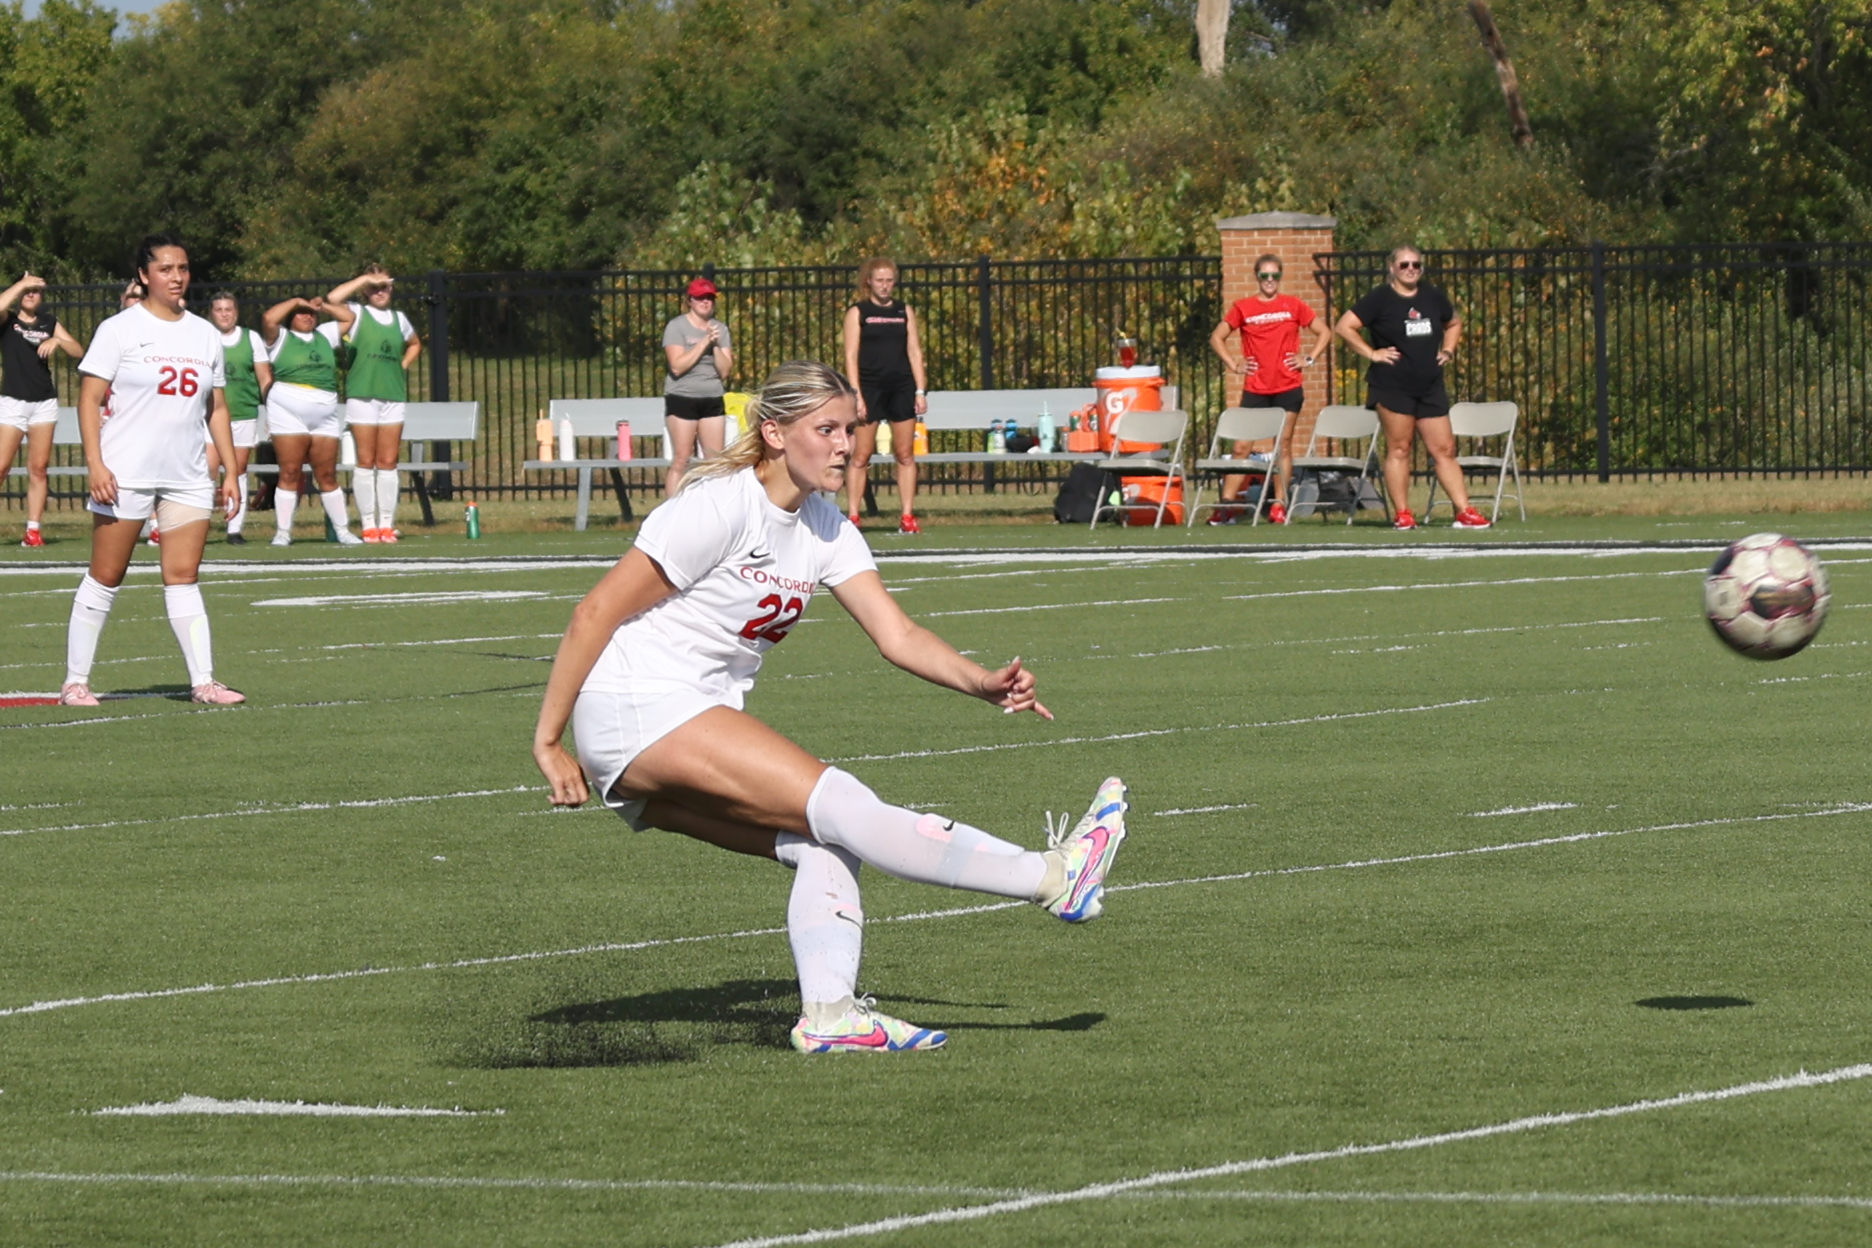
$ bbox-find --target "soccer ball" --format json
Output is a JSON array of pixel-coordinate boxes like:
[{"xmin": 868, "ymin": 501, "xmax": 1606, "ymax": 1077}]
[{"xmin": 1703, "ymin": 533, "xmax": 1830, "ymax": 659}]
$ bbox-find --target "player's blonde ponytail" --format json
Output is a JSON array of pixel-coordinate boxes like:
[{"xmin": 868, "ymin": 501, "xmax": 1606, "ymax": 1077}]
[{"xmin": 679, "ymin": 361, "xmax": 857, "ymax": 491}]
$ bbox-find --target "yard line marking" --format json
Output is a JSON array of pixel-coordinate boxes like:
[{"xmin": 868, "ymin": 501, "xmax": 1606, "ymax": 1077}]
[
  {"xmin": 14, "ymin": 800, "xmax": 1863, "ymax": 1022},
  {"xmin": 0, "ymin": 1170, "xmax": 1029, "ymax": 1198},
  {"xmin": 316, "ymin": 632, "xmax": 562, "ymax": 651},
  {"xmin": 922, "ymin": 596, "xmax": 1181, "ymax": 617},
  {"xmin": 0, "ymin": 786, "xmax": 542, "ymax": 840},
  {"xmin": 1469, "ymin": 802, "xmax": 1579, "ymax": 817},
  {"xmin": 834, "ymin": 699, "xmax": 1489, "ymax": 763},
  {"xmin": 250, "ymin": 590, "xmax": 548, "ymax": 608},
  {"xmin": 1222, "ymin": 568, "xmax": 1701, "ymax": 602},
  {"xmin": 1155, "ymin": 803, "xmax": 1258, "ymax": 816},
  {"xmin": 702, "ymin": 1062, "xmax": 1872, "ymax": 1247},
  {"xmin": 1126, "ymin": 1187, "xmax": 1872, "ymax": 1211},
  {"xmin": 93, "ymin": 1095, "xmax": 494, "ymax": 1118}
]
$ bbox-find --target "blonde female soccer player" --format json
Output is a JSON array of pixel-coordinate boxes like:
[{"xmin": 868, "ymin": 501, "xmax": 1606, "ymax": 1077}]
[
  {"xmin": 533, "ymin": 360, "xmax": 1128, "ymax": 1053},
  {"xmin": 60, "ymin": 234, "xmax": 243, "ymax": 707},
  {"xmin": 326, "ymin": 267, "xmax": 421, "ymax": 541},
  {"xmin": 260, "ymin": 293, "xmax": 359, "ymax": 545}
]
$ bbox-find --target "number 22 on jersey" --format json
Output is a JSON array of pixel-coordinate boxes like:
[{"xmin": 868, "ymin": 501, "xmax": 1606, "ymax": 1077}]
[{"xmin": 740, "ymin": 594, "xmax": 803, "ymax": 644}]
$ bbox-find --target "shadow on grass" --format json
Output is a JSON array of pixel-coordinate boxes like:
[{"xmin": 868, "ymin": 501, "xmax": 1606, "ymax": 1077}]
[
  {"xmin": 458, "ymin": 978, "xmax": 1104, "ymax": 1067},
  {"xmin": 1636, "ymin": 995, "xmax": 1753, "ymax": 1010}
]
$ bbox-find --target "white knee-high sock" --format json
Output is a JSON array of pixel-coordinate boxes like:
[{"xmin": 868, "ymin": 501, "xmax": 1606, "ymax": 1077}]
[
  {"xmin": 319, "ymin": 488, "xmax": 351, "ymax": 532},
  {"xmin": 65, "ymin": 575, "xmax": 118, "ymax": 685},
  {"xmin": 376, "ymin": 469, "xmax": 399, "ymax": 529},
  {"xmin": 789, "ymin": 841, "xmax": 865, "ymax": 1022},
  {"xmin": 352, "ymin": 470, "xmax": 377, "ymax": 530},
  {"xmin": 805, "ymin": 768, "xmax": 1049, "ymax": 900},
  {"xmin": 164, "ymin": 583, "xmax": 213, "ymax": 686},
  {"xmin": 227, "ymin": 473, "xmax": 248, "ymax": 534},
  {"xmin": 275, "ymin": 488, "xmax": 298, "ymax": 536}
]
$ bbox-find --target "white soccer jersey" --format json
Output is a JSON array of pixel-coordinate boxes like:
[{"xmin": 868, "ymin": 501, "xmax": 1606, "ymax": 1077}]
[
  {"xmin": 583, "ymin": 469, "xmax": 876, "ymax": 705},
  {"xmin": 79, "ymin": 303, "xmax": 226, "ymax": 490},
  {"xmin": 343, "ymin": 304, "xmax": 416, "ymax": 342}
]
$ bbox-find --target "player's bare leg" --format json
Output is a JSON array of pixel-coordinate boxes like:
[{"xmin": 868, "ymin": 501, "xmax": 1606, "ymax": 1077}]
[
  {"xmin": 665, "ymin": 419, "xmax": 700, "ymax": 498},
  {"xmin": 845, "ymin": 422, "xmax": 878, "ymax": 521}
]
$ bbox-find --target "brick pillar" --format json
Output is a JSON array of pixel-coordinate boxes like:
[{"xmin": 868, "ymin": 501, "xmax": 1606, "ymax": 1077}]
[{"xmin": 1217, "ymin": 212, "xmax": 1337, "ymax": 451}]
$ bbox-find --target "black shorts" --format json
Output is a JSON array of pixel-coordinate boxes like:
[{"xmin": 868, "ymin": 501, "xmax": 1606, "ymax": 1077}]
[
  {"xmin": 665, "ymin": 393, "xmax": 726, "ymax": 421},
  {"xmin": 1368, "ymin": 382, "xmax": 1451, "ymax": 419},
  {"xmin": 861, "ymin": 376, "xmax": 917, "ymax": 425},
  {"xmin": 1240, "ymin": 386, "xmax": 1304, "ymax": 413}
]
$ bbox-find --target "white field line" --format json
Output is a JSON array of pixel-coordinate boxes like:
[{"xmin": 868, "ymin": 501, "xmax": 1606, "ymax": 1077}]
[
  {"xmin": 922, "ymin": 596, "xmax": 1182, "ymax": 618},
  {"xmin": 704, "ymin": 1063, "xmax": 1872, "ymax": 1248},
  {"xmin": 833, "ymin": 699, "xmax": 1489, "ymax": 763},
  {"xmin": 1155, "ymin": 803, "xmax": 1257, "ymax": 816},
  {"xmin": 250, "ymin": 591, "xmax": 548, "ymax": 608},
  {"xmin": 1469, "ymin": 803, "xmax": 1579, "ymax": 817},
  {"xmin": 1129, "ymin": 1187, "xmax": 1872, "ymax": 1211},
  {"xmin": 0, "ymin": 1170, "xmax": 1030, "ymax": 1199},
  {"xmin": 93, "ymin": 1095, "xmax": 494, "ymax": 1118},
  {"xmin": 1222, "ymin": 568, "xmax": 1701, "ymax": 602},
  {"xmin": 0, "ymin": 786, "xmax": 541, "ymax": 840},
  {"xmin": 11, "ymin": 802, "xmax": 1868, "ymax": 1022}
]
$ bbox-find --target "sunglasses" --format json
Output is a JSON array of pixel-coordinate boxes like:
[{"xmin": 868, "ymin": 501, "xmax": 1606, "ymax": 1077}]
[
  {"xmin": 1395, "ymin": 260, "xmax": 1424, "ymax": 270},
  {"xmin": 692, "ymin": 293, "xmax": 717, "ymax": 300},
  {"xmin": 1257, "ymin": 271, "xmax": 1283, "ymax": 280}
]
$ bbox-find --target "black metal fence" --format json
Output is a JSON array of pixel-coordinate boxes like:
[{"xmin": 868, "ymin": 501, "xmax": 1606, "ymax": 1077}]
[
  {"xmin": 1320, "ymin": 243, "xmax": 1872, "ymax": 479},
  {"xmin": 7, "ymin": 258, "xmax": 1227, "ymax": 510},
  {"xmin": 12, "ymin": 244, "xmax": 1872, "ymax": 511}
]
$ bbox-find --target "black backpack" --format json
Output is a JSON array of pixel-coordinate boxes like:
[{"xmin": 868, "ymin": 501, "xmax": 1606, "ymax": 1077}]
[{"xmin": 1054, "ymin": 462, "xmax": 1116, "ymax": 524}]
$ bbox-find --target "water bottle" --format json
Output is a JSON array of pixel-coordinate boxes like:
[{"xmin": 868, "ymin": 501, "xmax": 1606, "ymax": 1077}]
[
  {"xmin": 1036, "ymin": 406, "xmax": 1055, "ymax": 454},
  {"xmin": 989, "ymin": 420, "xmax": 1006, "ymax": 454},
  {"xmin": 465, "ymin": 501, "xmax": 481, "ymax": 540},
  {"xmin": 557, "ymin": 416, "xmax": 575, "ymax": 461}
]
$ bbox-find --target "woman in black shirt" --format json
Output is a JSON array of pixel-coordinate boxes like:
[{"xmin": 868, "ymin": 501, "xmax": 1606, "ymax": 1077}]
[
  {"xmin": 841, "ymin": 258, "xmax": 929, "ymax": 534},
  {"xmin": 0, "ymin": 273, "xmax": 84, "ymax": 547},
  {"xmin": 1335, "ymin": 246, "xmax": 1490, "ymax": 530}
]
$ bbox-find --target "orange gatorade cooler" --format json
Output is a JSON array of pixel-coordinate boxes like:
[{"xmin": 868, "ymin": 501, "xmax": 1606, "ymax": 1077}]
[{"xmin": 1094, "ymin": 365, "xmax": 1164, "ymax": 453}]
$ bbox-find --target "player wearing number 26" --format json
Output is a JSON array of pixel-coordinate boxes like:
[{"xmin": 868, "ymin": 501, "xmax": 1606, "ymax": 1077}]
[
  {"xmin": 534, "ymin": 360, "xmax": 1130, "ymax": 1052},
  {"xmin": 61, "ymin": 233, "xmax": 245, "ymax": 708}
]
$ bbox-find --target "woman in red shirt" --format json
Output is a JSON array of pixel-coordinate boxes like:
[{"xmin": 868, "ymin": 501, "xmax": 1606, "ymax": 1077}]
[{"xmin": 1207, "ymin": 255, "xmax": 1332, "ymax": 524}]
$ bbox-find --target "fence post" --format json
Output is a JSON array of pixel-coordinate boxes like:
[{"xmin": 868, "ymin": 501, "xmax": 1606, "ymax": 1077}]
[
  {"xmin": 427, "ymin": 270, "xmax": 454, "ymax": 501},
  {"xmin": 977, "ymin": 255, "xmax": 993, "ymax": 389},
  {"xmin": 1592, "ymin": 241, "xmax": 1610, "ymax": 483}
]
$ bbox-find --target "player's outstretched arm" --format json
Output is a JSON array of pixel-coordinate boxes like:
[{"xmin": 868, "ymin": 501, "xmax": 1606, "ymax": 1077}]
[
  {"xmin": 533, "ymin": 548, "xmax": 681, "ymax": 805},
  {"xmin": 830, "ymin": 571, "xmax": 1053, "ymax": 719},
  {"xmin": 0, "ymin": 272, "xmax": 43, "ymax": 313},
  {"xmin": 260, "ymin": 297, "xmax": 307, "ymax": 345}
]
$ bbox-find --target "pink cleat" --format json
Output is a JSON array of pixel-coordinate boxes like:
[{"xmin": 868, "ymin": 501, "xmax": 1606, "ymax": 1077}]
[
  {"xmin": 58, "ymin": 682, "xmax": 100, "ymax": 707},
  {"xmin": 190, "ymin": 681, "xmax": 246, "ymax": 705}
]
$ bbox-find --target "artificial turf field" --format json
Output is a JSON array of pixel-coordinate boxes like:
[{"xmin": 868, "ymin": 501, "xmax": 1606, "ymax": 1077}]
[{"xmin": 3, "ymin": 517, "xmax": 1871, "ymax": 1246}]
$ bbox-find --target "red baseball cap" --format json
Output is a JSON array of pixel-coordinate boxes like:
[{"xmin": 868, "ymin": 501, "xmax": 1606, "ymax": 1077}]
[{"xmin": 687, "ymin": 278, "xmax": 718, "ymax": 298}]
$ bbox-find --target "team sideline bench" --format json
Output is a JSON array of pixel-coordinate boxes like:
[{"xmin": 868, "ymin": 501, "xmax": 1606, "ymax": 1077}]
[
  {"xmin": 523, "ymin": 398, "xmax": 672, "ymax": 530},
  {"xmin": 11, "ymin": 401, "xmax": 479, "ymax": 527}
]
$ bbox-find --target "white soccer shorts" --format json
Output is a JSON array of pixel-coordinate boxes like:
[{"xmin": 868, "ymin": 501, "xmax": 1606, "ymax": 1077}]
[
  {"xmin": 87, "ymin": 483, "xmax": 217, "ymax": 525},
  {"xmin": 265, "ymin": 385, "xmax": 342, "ymax": 438},
  {"xmin": 345, "ymin": 398, "xmax": 406, "ymax": 426},
  {"xmin": 0, "ymin": 397, "xmax": 58, "ymax": 432},
  {"xmin": 207, "ymin": 419, "xmax": 261, "ymax": 449},
  {"xmin": 572, "ymin": 685, "xmax": 732, "ymax": 831}
]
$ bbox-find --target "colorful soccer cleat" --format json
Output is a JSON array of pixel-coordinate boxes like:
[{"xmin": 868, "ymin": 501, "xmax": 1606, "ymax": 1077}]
[
  {"xmin": 190, "ymin": 681, "xmax": 246, "ymax": 705},
  {"xmin": 1044, "ymin": 776, "xmax": 1128, "ymax": 922},
  {"xmin": 362, "ymin": 527, "xmax": 382, "ymax": 543},
  {"xmin": 20, "ymin": 528, "xmax": 44, "ymax": 548},
  {"xmin": 58, "ymin": 682, "xmax": 100, "ymax": 707},
  {"xmin": 1453, "ymin": 506, "xmax": 1492, "ymax": 530},
  {"xmin": 378, "ymin": 529, "xmax": 398, "ymax": 544},
  {"xmin": 790, "ymin": 997, "xmax": 946, "ymax": 1053}
]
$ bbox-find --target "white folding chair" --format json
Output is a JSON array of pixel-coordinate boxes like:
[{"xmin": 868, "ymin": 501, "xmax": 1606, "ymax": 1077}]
[
  {"xmin": 1186, "ymin": 406, "xmax": 1290, "ymax": 528},
  {"xmin": 1287, "ymin": 405, "xmax": 1383, "ymax": 525},
  {"xmin": 1425, "ymin": 401, "xmax": 1525, "ymax": 523},
  {"xmin": 1088, "ymin": 409, "xmax": 1189, "ymax": 530}
]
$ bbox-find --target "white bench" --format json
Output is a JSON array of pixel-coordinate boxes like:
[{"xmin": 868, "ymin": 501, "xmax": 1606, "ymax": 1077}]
[
  {"xmin": 524, "ymin": 398, "xmax": 672, "ymax": 529},
  {"xmin": 14, "ymin": 402, "xmax": 481, "ymax": 527}
]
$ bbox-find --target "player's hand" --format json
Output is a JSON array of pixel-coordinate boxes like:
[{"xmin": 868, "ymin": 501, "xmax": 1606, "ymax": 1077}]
[
  {"xmin": 980, "ymin": 656, "xmax": 1053, "ymax": 720},
  {"xmin": 1283, "ymin": 352, "xmax": 1303, "ymax": 370},
  {"xmin": 21, "ymin": 272, "xmax": 44, "ymax": 291},
  {"xmin": 534, "ymin": 741, "xmax": 590, "ymax": 807},
  {"xmin": 1369, "ymin": 346, "xmax": 1401, "ymax": 364},
  {"xmin": 853, "ymin": 392, "xmax": 867, "ymax": 420},
  {"xmin": 88, "ymin": 462, "xmax": 118, "ymax": 505},
  {"xmin": 1242, "ymin": 357, "xmax": 1259, "ymax": 374},
  {"xmin": 913, "ymin": 392, "xmax": 927, "ymax": 417},
  {"xmin": 37, "ymin": 339, "xmax": 56, "ymax": 360},
  {"xmin": 220, "ymin": 480, "xmax": 241, "ymax": 519}
]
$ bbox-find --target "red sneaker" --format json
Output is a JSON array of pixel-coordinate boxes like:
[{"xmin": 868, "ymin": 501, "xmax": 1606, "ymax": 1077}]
[
  {"xmin": 20, "ymin": 528, "xmax": 44, "ymax": 548},
  {"xmin": 379, "ymin": 529, "xmax": 399, "ymax": 544},
  {"xmin": 897, "ymin": 513, "xmax": 922, "ymax": 535},
  {"xmin": 146, "ymin": 526, "xmax": 161, "ymax": 546},
  {"xmin": 1453, "ymin": 506, "xmax": 1492, "ymax": 530},
  {"xmin": 1393, "ymin": 509, "xmax": 1417, "ymax": 531},
  {"xmin": 847, "ymin": 512, "xmax": 862, "ymax": 528},
  {"xmin": 1267, "ymin": 501, "xmax": 1288, "ymax": 525}
]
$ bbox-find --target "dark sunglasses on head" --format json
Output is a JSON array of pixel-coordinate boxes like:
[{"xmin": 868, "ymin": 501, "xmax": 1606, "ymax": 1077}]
[
  {"xmin": 1396, "ymin": 260, "xmax": 1424, "ymax": 270},
  {"xmin": 1257, "ymin": 271, "xmax": 1282, "ymax": 280}
]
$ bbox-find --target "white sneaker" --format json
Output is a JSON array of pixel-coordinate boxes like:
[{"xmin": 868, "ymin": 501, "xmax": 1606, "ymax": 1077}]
[
  {"xmin": 271, "ymin": 532, "xmax": 292, "ymax": 547},
  {"xmin": 333, "ymin": 528, "xmax": 365, "ymax": 546}
]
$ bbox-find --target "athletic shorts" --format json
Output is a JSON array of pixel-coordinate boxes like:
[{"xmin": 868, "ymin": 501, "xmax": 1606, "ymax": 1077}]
[
  {"xmin": 664, "ymin": 394, "xmax": 726, "ymax": 421},
  {"xmin": 346, "ymin": 398, "xmax": 406, "ymax": 426},
  {"xmin": 1240, "ymin": 386, "xmax": 1304, "ymax": 414},
  {"xmin": 572, "ymin": 684, "xmax": 735, "ymax": 831},
  {"xmin": 87, "ymin": 483, "xmax": 216, "ymax": 525},
  {"xmin": 1368, "ymin": 383, "xmax": 1451, "ymax": 420},
  {"xmin": 266, "ymin": 385, "xmax": 343, "ymax": 438},
  {"xmin": 209, "ymin": 419, "xmax": 261, "ymax": 449},
  {"xmin": 860, "ymin": 376, "xmax": 917, "ymax": 425},
  {"xmin": 0, "ymin": 397, "xmax": 58, "ymax": 431}
]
